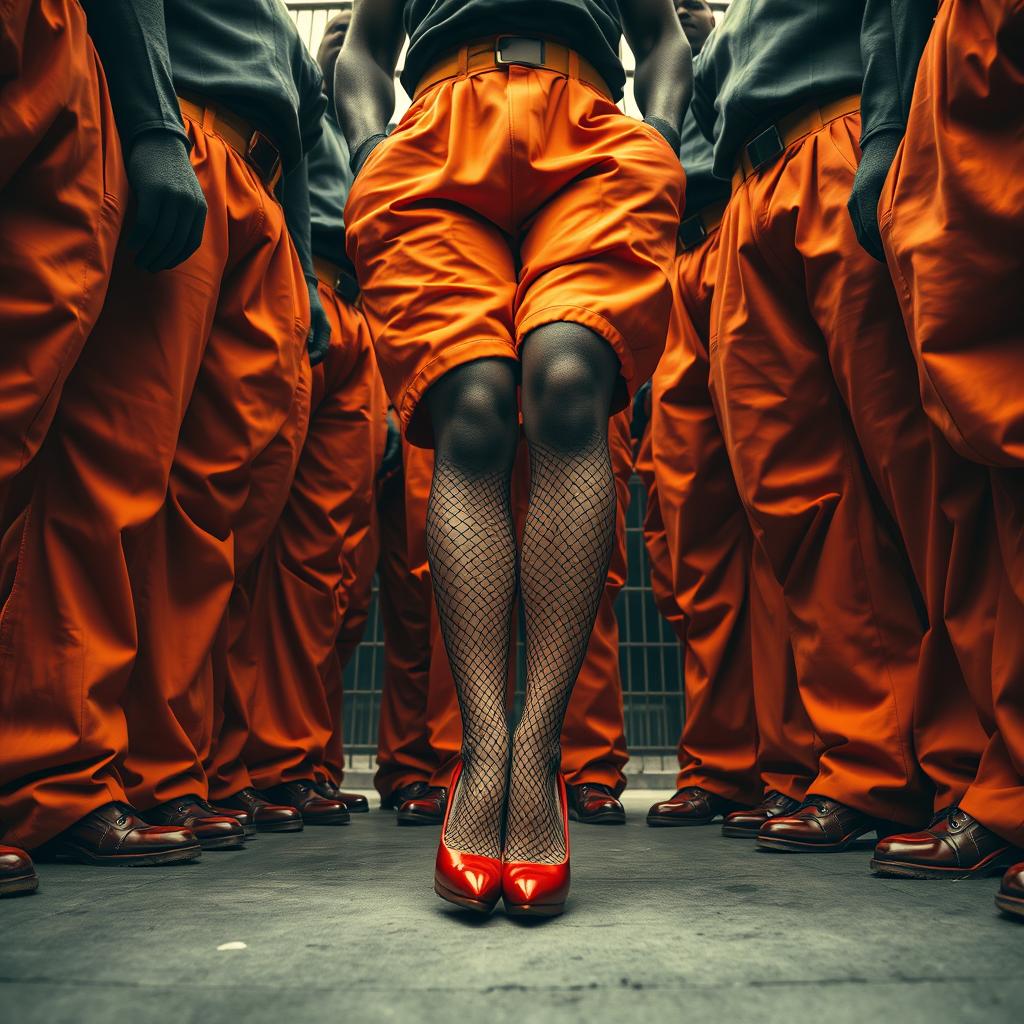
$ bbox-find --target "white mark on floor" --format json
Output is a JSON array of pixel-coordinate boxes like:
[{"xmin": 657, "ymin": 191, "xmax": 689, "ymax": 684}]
[{"xmin": 217, "ymin": 941, "xmax": 248, "ymax": 951}]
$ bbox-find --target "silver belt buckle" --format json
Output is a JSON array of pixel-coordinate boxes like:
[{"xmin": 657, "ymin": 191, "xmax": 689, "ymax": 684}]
[{"xmin": 496, "ymin": 36, "xmax": 546, "ymax": 68}]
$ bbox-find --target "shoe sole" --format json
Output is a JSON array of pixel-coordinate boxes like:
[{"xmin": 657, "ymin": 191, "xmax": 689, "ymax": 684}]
[
  {"xmin": 433, "ymin": 879, "xmax": 495, "ymax": 915},
  {"xmin": 646, "ymin": 815, "xmax": 715, "ymax": 828},
  {"xmin": 396, "ymin": 810, "xmax": 442, "ymax": 826},
  {"xmin": 254, "ymin": 820, "xmax": 305, "ymax": 833},
  {"xmin": 870, "ymin": 850, "xmax": 1016, "ymax": 880},
  {"xmin": 0, "ymin": 874, "xmax": 39, "ymax": 897},
  {"xmin": 995, "ymin": 892, "xmax": 1024, "ymax": 920},
  {"xmin": 199, "ymin": 835, "xmax": 246, "ymax": 851},
  {"xmin": 569, "ymin": 809, "xmax": 625, "ymax": 826},
  {"xmin": 504, "ymin": 901, "xmax": 565, "ymax": 918},
  {"xmin": 345, "ymin": 805, "xmax": 369, "ymax": 814},
  {"xmin": 721, "ymin": 824, "xmax": 761, "ymax": 839},
  {"xmin": 37, "ymin": 843, "xmax": 202, "ymax": 866},
  {"xmin": 756, "ymin": 827, "xmax": 875, "ymax": 853}
]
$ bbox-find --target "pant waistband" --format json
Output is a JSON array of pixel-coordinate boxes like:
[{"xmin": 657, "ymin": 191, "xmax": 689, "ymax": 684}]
[
  {"xmin": 678, "ymin": 199, "xmax": 729, "ymax": 251},
  {"xmin": 731, "ymin": 94, "xmax": 861, "ymax": 192},
  {"xmin": 178, "ymin": 96, "xmax": 282, "ymax": 192},
  {"xmin": 414, "ymin": 36, "xmax": 612, "ymax": 101},
  {"xmin": 313, "ymin": 255, "xmax": 360, "ymax": 303}
]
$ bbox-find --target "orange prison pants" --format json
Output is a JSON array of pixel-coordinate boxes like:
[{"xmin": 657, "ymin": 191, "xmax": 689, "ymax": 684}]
[
  {"xmin": 652, "ymin": 225, "xmax": 815, "ymax": 806},
  {"xmin": 376, "ymin": 413, "xmax": 634, "ymax": 796},
  {"xmin": 346, "ymin": 62, "xmax": 683, "ymax": 447},
  {"xmin": 633, "ymin": 411, "xmax": 688, "ymax": 646},
  {"xmin": 217, "ymin": 288, "xmax": 385, "ymax": 795},
  {"xmin": 0, "ymin": 110, "xmax": 306, "ymax": 846},
  {"xmin": 881, "ymin": 0, "xmax": 1024, "ymax": 845},
  {"xmin": 712, "ymin": 109, "xmax": 942, "ymax": 826},
  {"xmin": 0, "ymin": 0, "xmax": 124, "ymax": 509}
]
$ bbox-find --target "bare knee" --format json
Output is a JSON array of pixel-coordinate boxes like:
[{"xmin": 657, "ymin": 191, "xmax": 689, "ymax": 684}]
[
  {"xmin": 521, "ymin": 324, "xmax": 619, "ymax": 453},
  {"xmin": 428, "ymin": 360, "xmax": 519, "ymax": 475}
]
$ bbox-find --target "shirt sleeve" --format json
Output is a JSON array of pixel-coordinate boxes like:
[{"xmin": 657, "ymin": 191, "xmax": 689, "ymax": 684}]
[
  {"xmin": 860, "ymin": 0, "xmax": 937, "ymax": 148},
  {"xmin": 81, "ymin": 0, "xmax": 188, "ymax": 153},
  {"xmin": 294, "ymin": 40, "xmax": 327, "ymax": 158}
]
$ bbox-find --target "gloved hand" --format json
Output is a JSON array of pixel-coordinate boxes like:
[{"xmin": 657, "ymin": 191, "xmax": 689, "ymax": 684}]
[
  {"xmin": 126, "ymin": 130, "xmax": 208, "ymax": 272},
  {"xmin": 643, "ymin": 114, "xmax": 681, "ymax": 155},
  {"xmin": 305, "ymin": 274, "xmax": 332, "ymax": 366},
  {"xmin": 848, "ymin": 128, "xmax": 902, "ymax": 263},
  {"xmin": 378, "ymin": 408, "xmax": 402, "ymax": 482}
]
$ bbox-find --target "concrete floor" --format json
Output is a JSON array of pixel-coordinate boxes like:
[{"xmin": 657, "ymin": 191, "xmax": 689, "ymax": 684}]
[{"xmin": 2, "ymin": 791, "xmax": 1021, "ymax": 1024}]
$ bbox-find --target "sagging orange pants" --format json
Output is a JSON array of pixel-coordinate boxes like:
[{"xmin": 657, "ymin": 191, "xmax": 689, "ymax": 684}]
[
  {"xmin": 710, "ymin": 106, "xmax": 996, "ymax": 826},
  {"xmin": 346, "ymin": 59, "xmax": 682, "ymax": 447},
  {"xmin": 375, "ymin": 412, "xmax": 634, "ymax": 798},
  {"xmin": 881, "ymin": 0, "xmax": 1024, "ymax": 846},
  {"xmin": 0, "ymin": 106, "xmax": 307, "ymax": 845},
  {"xmin": 208, "ymin": 283, "xmax": 386, "ymax": 796},
  {"xmin": 651, "ymin": 222, "xmax": 816, "ymax": 807},
  {"xmin": 0, "ymin": 0, "xmax": 124, "ymax": 510},
  {"xmin": 632, "ymin": 409, "xmax": 688, "ymax": 647}
]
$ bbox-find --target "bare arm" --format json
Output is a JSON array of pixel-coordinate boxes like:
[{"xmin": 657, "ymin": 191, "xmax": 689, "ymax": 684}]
[
  {"xmin": 333, "ymin": 0, "xmax": 405, "ymax": 170},
  {"xmin": 620, "ymin": 0, "xmax": 692, "ymax": 141}
]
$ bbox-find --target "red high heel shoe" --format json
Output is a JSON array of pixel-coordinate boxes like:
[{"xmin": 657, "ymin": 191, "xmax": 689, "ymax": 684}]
[
  {"xmin": 433, "ymin": 760, "xmax": 502, "ymax": 914},
  {"xmin": 502, "ymin": 773, "xmax": 571, "ymax": 917}
]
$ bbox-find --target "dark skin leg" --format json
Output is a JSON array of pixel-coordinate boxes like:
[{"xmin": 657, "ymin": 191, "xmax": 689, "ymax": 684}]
[
  {"xmin": 424, "ymin": 359, "xmax": 520, "ymax": 859},
  {"xmin": 508, "ymin": 323, "xmax": 621, "ymax": 863}
]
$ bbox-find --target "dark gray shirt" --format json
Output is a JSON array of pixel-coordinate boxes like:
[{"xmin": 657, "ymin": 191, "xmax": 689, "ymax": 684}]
[
  {"xmin": 679, "ymin": 105, "xmax": 729, "ymax": 216},
  {"xmin": 84, "ymin": 0, "xmax": 324, "ymax": 173},
  {"xmin": 692, "ymin": 0, "xmax": 867, "ymax": 179},
  {"xmin": 401, "ymin": 0, "xmax": 626, "ymax": 101},
  {"xmin": 308, "ymin": 111, "xmax": 354, "ymax": 270}
]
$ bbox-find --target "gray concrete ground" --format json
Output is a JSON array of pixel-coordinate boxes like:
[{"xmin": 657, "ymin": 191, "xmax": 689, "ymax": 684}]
[{"xmin": 2, "ymin": 791, "xmax": 1021, "ymax": 1024}]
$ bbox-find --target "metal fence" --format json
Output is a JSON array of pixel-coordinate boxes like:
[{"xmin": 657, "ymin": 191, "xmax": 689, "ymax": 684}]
[{"xmin": 286, "ymin": 1, "xmax": 691, "ymax": 762}]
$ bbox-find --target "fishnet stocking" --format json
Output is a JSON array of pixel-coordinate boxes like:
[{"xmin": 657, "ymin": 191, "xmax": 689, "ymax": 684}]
[
  {"xmin": 425, "ymin": 457, "xmax": 517, "ymax": 860},
  {"xmin": 504, "ymin": 434, "xmax": 617, "ymax": 863}
]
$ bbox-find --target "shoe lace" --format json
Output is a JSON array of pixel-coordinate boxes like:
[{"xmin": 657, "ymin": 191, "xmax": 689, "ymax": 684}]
[{"xmin": 579, "ymin": 783, "xmax": 614, "ymax": 798}]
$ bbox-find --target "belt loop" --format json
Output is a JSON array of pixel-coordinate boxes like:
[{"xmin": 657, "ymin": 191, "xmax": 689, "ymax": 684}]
[
  {"xmin": 201, "ymin": 105, "xmax": 216, "ymax": 134},
  {"xmin": 458, "ymin": 44, "xmax": 469, "ymax": 76},
  {"xmin": 569, "ymin": 49, "xmax": 579, "ymax": 81}
]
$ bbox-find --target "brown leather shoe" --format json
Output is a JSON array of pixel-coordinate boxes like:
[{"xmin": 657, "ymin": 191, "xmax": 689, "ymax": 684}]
[
  {"xmin": 206, "ymin": 804, "xmax": 255, "ymax": 838},
  {"xmin": 722, "ymin": 790, "xmax": 803, "ymax": 838},
  {"xmin": 36, "ymin": 802, "xmax": 202, "ymax": 865},
  {"xmin": 871, "ymin": 807, "xmax": 1024, "ymax": 879},
  {"xmin": 142, "ymin": 797, "xmax": 246, "ymax": 850},
  {"xmin": 0, "ymin": 845, "xmax": 39, "ymax": 896},
  {"xmin": 568, "ymin": 783, "xmax": 626, "ymax": 825},
  {"xmin": 758, "ymin": 795, "xmax": 890, "ymax": 852},
  {"xmin": 314, "ymin": 780, "xmax": 369, "ymax": 813},
  {"xmin": 218, "ymin": 788, "xmax": 304, "ymax": 833},
  {"xmin": 996, "ymin": 861, "xmax": 1024, "ymax": 920},
  {"xmin": 260, "ymin": 780, "xmax": 351, "ymax": 825},
  {"xmin": 646, "ymin": 786, "xmax": 746, "ymax": 827},
  {"xmin": 385, "ymin": 781, "xmax": 447, "ymax": 825}
]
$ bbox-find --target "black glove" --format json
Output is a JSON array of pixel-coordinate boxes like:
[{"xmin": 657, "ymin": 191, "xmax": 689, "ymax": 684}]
[
  {"xmin": 643, "ymin": 115, "xmax": 681, "ymax": 155},
  {"xmin": 848, "ymin": 128, "xmax": 902, "ymax": 263},
  {"xmin": 305, "ymin": 274, "xmax": 332, "ymax": 366},
  {"xmin": 378, "ymin": 408, "xmax": 402, "ymax": 482},
  {"xmin": 350, "ymin": 132, "xmax": 388, "ymax": 177},
  {"xmin": 126, "ymin": 130, "xmax": 207, "ymax": 272}
]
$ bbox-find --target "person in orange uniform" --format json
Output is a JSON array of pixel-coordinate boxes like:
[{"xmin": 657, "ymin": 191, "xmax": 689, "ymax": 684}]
[
  {"xmin": 209, "ymin": 8, "xmax": 390, "ymax": 828},
  {"xmin": 0, "ymin": 0, "xmax": 133, "ymax": 891},
  {"xmin": 382, "ymin": 413, "xmax": 637, "ymax": 826},
  {"xmin": 645, "ymin": 0, "xmax": 798, "ymax": 832},
  {"xmin": 0, "ymin": 0, "xmax": 328, "ymax": 862},
  {"xmin": 850, "ymin": 0, "xmax": 1024, "ymax": 908},
  {"xmin": 694, "ymin": 0, "xmax": 999, "ymax": 855},
  {"xmin": 338, "ymin": 0, "xmax": 687, "ymax": 914}
]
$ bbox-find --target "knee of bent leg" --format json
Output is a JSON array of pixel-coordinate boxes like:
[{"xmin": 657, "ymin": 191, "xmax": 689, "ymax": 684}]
[
  {"xmin": 431, "ymin": 365, "xmax": 519, "ymax": 474},
  {"xmin": 526, "ymin": 351, "xmax": 606, "ymax": 452}
]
